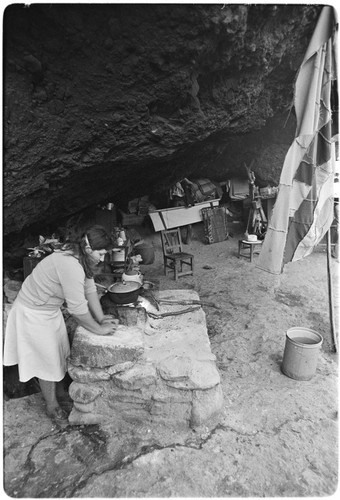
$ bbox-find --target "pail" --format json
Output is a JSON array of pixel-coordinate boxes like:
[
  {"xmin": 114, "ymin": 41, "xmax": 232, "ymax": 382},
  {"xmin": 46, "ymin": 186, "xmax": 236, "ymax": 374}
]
[
  {"xmin": 281, "ymin": 327, "xmax": 323, "ymax": 381},
  {"xmin": 112, "ymin": 249, "xmax": 125, "ymax": 263}
]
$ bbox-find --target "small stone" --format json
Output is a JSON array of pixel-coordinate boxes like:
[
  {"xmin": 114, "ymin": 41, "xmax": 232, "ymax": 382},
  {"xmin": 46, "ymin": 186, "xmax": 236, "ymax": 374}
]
[
  {"xmin": 68, "ymin": 363, "xmax": 111, "ymax": 383},
  {"xmin": 69, "ymin": 382, "xmax": 103, "ymax": 404},
  {"xmin": 158, "ymin": 356, "xmax": 221, "ymax": 390},
  {"xmin": 190, "ymin": 384, "xmax": 224, "ymax": 428},
  {"xmin": 107, "ymin": 361, "xmax": 136, "ymax": 375},
  {"xmin": 68, "ymin": 409, "xmax": 103, "ymax": 425},
  {"xmin": 73, "ymin": 401, "xmax": 95, "ymax": 413},
  {"xmin": 113, "ymin": 363, "xmax": 157, "ymax": 390}
]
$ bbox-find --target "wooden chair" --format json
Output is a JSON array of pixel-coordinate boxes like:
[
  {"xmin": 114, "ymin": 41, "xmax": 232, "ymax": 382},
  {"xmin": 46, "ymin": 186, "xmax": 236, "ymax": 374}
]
[{"xmin": 160, "ymin": 228, "xmax": 194, "ymax": 280}]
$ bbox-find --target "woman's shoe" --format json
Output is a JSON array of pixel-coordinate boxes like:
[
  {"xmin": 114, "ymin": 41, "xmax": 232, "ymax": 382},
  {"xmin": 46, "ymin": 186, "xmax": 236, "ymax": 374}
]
[{"xmin": 47, "ymin": 406, "xmax": 69, "ymax": 427}]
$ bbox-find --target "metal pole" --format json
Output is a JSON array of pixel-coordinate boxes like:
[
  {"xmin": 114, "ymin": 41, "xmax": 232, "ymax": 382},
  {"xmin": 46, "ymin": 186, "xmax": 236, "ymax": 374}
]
[{"xmin": 326, "ymin": 229, "xmax": 337, "ymax": 352}]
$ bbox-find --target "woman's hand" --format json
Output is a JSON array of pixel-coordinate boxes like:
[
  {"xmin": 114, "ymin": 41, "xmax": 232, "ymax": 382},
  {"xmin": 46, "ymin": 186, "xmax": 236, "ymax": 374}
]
[
  {"xmin": 98, "ymin": 322, "xmax": 118, "ymax": 335},
  {"xmin": 100, "ymin": 314, "xmax": 118, "ymax": 326},
  {"xmin": 73, "ymin": 311, "xmax": 119, "ymax": 336},
  {"xmin": 99, "ymin": 315, "xmax": 119, "ymax": 334}
]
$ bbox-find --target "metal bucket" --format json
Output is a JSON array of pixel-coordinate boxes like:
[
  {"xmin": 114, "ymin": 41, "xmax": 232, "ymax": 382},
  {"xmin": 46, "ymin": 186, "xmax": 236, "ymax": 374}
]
[
  {"xmin": 112, "ymin": 249, "xmax": 125, "ymax": 263},
  {"xmin": 281, "ymin": 327, "xmax": 323, "ymax": 381}
]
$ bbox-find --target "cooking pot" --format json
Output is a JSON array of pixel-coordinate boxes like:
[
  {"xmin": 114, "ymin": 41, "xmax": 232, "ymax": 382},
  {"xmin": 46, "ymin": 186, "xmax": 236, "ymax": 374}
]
[{"xmin": 107, "ymin": 280, "xmax": 141, "ymax": 304}]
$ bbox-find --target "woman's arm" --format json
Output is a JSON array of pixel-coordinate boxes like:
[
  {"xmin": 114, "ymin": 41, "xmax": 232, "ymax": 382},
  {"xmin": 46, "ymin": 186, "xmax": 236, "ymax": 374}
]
[
  {"xmin": 85, "ymin": 281, "xmax": 118, "ymax": 327},
  {"xmin": 73, "ymin": 310, "xmax": 116, "ymax": 335},
  {"xmin": 56, "ymin": 257, "xmax": 116, "ymax": 335},
  {"xmin": 86, "ymin": 290, "xmax": 105, "ymax": 324}
]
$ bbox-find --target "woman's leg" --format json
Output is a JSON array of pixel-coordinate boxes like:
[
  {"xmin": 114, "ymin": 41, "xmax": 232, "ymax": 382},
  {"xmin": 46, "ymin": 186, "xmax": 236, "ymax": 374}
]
[
  {"xmin": 39, "ymin": 378, "xmax": 69, "ymax": 425},
  {"xmin": 38, "ymin": 379, "xmax": 59, "ymax": 413}
]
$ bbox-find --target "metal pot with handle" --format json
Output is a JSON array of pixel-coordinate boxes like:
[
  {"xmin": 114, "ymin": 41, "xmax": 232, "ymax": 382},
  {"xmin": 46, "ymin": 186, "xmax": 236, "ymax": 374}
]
[{"xmin": 107, "ymin": 280, "xmax": 141, "ymax": 304}]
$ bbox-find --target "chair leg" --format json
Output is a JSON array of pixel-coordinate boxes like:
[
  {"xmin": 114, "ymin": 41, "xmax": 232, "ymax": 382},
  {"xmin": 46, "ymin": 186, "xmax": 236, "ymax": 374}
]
[{"xmin": 174, "ymin": 261, "xmax": 178, "ymax": 280}]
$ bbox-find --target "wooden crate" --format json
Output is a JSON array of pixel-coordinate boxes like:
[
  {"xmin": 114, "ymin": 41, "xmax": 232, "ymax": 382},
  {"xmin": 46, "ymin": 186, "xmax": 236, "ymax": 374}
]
[
  {"xmin": 201, "ymin": 207, "xmax": 228, "ymax": 244},
  {"xmin": 119, "ymin": 210, "xmax": 146, "ymax": 226}
]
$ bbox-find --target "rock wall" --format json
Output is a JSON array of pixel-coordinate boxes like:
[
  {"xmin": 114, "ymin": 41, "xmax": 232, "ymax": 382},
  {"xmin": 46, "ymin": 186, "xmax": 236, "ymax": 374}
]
[
  {"xmin": 68, "ymin": 290, "xmax": 224, "ymax": 429},
  {"xmin": 3, "ymin": 4, "xmax": 322, "ymax": 237}
]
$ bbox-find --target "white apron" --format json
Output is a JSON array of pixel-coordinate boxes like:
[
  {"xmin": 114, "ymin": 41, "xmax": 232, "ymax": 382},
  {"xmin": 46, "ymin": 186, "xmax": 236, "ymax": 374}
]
[{"xmin": 3, "ymin": 298, "xmax": 70, "ymax": 383}]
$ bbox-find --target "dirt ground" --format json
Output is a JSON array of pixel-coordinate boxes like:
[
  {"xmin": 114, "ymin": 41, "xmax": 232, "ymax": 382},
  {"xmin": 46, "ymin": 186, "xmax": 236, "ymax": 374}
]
[{"xmin": 2, "ymin": 221, "xmax": 339, "ymax": 497}]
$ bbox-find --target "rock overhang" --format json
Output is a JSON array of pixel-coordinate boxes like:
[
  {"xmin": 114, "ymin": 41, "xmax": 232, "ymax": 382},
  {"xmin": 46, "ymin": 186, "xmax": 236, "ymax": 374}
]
[{"xmin": 3, "ymin": 3, "xmax": 322, "ymax": 238}]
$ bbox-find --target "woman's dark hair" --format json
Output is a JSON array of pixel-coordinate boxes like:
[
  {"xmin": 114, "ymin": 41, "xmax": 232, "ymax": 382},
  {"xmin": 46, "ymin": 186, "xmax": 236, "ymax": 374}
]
[
  {"xmin": 86, "ymin": 225, "xmax": 113, "ymax": 251},
  {"xmin": 63, "ymin": 225, "xmax": 113, "ymax": 278}
]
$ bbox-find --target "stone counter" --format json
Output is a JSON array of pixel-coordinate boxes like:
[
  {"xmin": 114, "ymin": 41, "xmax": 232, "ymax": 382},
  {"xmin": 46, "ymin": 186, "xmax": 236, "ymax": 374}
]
[{"xmin": 68, "ymin": 290, "xmax": 223, "ymax": 429}]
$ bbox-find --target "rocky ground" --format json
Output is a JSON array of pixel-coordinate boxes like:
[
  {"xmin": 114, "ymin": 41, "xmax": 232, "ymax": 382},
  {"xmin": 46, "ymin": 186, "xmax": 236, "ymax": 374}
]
[{"xmin": 2, "ymin": 222, "xmax": 339, "ymax": 497}]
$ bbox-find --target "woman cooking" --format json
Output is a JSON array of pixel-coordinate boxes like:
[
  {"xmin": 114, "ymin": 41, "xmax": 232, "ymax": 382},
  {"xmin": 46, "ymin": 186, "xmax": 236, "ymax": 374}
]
[{"xmin": 4, "ymin": 225, "xmax": 117, "ymax": 426}]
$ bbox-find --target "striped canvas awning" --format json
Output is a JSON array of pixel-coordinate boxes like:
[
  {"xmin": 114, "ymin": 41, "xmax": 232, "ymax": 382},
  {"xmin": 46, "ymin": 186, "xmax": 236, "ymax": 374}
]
[{"xmin": 257, "ymin": 6, "xmax": 338, "ymax": 275}]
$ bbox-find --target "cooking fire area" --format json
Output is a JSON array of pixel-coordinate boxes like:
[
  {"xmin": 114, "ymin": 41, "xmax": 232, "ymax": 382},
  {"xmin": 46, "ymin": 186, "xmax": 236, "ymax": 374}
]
[{"xmin": 67, "ymin": 261, "xmax": 224, "ymax": 429}]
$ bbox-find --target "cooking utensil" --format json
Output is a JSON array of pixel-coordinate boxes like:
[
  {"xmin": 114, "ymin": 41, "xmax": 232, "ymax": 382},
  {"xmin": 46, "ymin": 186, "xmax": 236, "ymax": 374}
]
[
  {"xmin": 142, "ymin": 280, "xmax": 154, "ymax": 290},
  {"xmin": 96, "ymin": 280, "xmax": 141, "ymax": 304},
  {"xmin": 96, "ymin": 283, "xmax": 109, "ymax": 290},
  {"xmin": 107, "ymin": 281, "xmax": 141, "ymax": 304},
  {"xmin": 122, "ymin": 270, "xmax": 144, "ymax": 286}
]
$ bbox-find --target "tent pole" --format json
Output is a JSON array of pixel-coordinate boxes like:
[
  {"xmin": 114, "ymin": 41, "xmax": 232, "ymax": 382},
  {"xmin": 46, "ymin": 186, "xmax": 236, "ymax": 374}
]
[{"xmin": 326, "ymin": 229, "xmax": 337, "ymax": 353}]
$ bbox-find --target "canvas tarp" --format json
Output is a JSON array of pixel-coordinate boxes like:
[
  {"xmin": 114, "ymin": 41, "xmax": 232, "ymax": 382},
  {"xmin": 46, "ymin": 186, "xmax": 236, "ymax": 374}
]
[{"xmin": 257, "ymin": 6, "xmax": 338, "ymax": 275}]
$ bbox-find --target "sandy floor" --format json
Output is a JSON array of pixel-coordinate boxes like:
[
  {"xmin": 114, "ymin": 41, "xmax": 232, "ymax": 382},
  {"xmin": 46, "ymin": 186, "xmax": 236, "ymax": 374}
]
[
  {"xmin": 143, "ymin": 222, "xmax": 339, "ymax": 354},
  {"xmin": 3, "ymin": 222, "xmax": 339, "ymax": 497}
]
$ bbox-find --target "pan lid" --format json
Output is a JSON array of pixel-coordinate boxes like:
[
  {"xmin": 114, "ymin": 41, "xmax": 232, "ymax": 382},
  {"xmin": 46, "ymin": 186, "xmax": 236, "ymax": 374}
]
[{"xmin": 109, "ymin": 281, "xmax": 141, "ymax": 293}]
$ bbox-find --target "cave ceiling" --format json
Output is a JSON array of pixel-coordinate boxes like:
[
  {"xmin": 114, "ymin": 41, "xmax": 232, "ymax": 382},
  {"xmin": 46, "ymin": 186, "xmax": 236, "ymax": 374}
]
[{"xmin": 3, "ymin": 3, "xmax": 323, "ymax": 239}]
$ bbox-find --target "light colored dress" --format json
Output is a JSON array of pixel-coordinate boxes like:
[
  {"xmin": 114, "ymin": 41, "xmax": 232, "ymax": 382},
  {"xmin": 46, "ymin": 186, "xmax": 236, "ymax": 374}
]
[{"xmin": 4, "ymin": 251, "xmax": 96, "ymax": 382}]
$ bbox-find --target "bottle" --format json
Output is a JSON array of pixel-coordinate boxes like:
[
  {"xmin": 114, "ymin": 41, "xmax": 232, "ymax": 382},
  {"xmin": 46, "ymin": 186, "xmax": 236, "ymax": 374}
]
[{"xmin": 119, "ymin": 229, "xmax": 126, "ymax": 242}]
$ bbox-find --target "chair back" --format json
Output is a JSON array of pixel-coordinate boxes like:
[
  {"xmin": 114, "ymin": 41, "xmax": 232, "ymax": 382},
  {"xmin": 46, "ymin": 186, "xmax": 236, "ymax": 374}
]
[{"xmin": 161, "ymin": 228, "xmax": 183, "ymax": 255}]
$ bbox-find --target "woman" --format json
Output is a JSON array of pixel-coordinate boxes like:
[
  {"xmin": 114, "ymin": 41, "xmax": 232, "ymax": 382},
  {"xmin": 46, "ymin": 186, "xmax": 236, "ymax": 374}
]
[{"xmin": 4, "ymin": 225, "xmax": 117, "ymax": 425}]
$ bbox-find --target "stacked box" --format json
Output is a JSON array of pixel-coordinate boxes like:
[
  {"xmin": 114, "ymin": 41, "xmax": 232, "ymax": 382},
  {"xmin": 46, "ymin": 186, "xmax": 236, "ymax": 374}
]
[{"xmin": 201, "ymin": 207, "xmax": 228, "ymax": 244}]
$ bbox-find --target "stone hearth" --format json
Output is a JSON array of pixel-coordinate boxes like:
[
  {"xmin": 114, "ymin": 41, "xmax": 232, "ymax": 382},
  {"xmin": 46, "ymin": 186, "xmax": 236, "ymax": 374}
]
[{"xmin": 68, "ymin": 289, "xmax": 223, "ymax": 429}]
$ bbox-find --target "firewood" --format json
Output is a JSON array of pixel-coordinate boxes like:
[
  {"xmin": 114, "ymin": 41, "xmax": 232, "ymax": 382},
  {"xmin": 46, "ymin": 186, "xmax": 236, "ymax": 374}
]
[
  {"xmin": 157, "ymin": 299, "xmax": 220, "ymax": 309},
  {"xmin": 147, "ymin": 305, "xmax": 201, "ymax": 319}
]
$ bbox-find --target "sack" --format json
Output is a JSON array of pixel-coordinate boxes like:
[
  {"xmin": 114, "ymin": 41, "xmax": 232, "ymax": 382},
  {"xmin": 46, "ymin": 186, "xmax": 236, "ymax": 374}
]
[{"xmin": 191, "ymin": 179, "xmax": 222, "ymax": 202}]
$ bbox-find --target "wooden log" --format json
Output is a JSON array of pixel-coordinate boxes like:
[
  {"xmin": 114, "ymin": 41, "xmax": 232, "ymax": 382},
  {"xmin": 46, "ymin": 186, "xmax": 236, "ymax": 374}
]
[
  {"xmin": 147, "ymin": 305, "xmax": 201, "ymax": 319},
  {"xmin": 157, "ymin": 299, "xmax": 220, "ymax": 309}
]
